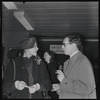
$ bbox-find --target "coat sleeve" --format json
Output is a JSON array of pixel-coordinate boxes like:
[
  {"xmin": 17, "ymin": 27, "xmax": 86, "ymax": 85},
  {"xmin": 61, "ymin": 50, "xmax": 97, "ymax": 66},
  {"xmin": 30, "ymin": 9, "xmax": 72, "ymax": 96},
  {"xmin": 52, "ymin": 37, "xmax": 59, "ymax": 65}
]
[
  {"xmin": 60, "ymin": 58, "xmax": 96, "ymax": 95},
  {"xmin": 38, "ymin": 61, "xmax": 52, "ymax": 92},
  {"xmin": 3, "ymin": 61, "xmax": 17, "ymax": 96},
  {"xmin": 48, "ymin": 62, "xmax": 60, "ymax": 83}
]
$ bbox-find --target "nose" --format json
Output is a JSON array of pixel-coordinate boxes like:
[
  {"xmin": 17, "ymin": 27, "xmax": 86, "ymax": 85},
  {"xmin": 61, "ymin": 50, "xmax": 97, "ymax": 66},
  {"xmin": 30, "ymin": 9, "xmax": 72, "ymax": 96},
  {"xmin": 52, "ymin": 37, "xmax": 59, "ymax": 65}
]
[
  {"xmin": 36, "ymin": 46, "xmax": 39, "ymax": 51},
  {"xmin": 44, "ymin": 56, "xmax": 46, "ymax": 60},
  {"xmin": 61, "ymin": 45, "xmax": 64, "ymax": 49}
]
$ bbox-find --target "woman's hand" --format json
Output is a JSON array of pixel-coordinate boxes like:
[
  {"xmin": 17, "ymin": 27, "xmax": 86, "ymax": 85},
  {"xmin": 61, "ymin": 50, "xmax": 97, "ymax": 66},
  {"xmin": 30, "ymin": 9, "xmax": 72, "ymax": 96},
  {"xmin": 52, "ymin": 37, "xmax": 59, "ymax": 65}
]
[
  {"xmin": 52, "ymin": 84, "xmax": 60, "ymax": 91},
  {"xmin": 15, "ymin": 80, "xmax": 28, "ymax": 90},
  {"xmin": 28, "ymin": 85, "xmax": 37, "ymax": 94}
]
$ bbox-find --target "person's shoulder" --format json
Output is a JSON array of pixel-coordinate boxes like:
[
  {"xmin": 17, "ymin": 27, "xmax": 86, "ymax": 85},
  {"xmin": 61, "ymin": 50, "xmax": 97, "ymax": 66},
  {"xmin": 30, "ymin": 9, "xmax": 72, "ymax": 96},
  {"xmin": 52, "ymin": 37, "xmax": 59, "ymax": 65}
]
[
  {"xmin": 77, "ymin": 51, "xmax": 86, "ymax": 60},
  {"xmin": 14, "ymin": 55, "xmax": 23, "ymax": 64},
  {"xmin": 15, "ymin": 55, "xmax": 22, "ymax": 60},
  {"xmin": 49, "ymin": 61, "xmax": 57, "ymax": 66},
  {"xmin": 78, "ymin": 52, "xmax": 92, "ymax": 66},
  {"xmin": 40, "ymin": 59, "xmax": 45, "ymax": 65},
  {"xmin": 35, "ymin": 55, "xmax": 44, "ymax": 65},
  {"xmin": 79, "ymin": 52, "xmax": 89, "ymax": 60}
]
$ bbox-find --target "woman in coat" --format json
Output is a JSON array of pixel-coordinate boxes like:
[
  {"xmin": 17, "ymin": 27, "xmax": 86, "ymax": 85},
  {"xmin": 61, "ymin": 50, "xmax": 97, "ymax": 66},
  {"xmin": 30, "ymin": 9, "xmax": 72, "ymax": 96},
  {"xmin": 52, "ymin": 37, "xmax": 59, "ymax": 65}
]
[
  {"xmin": 3, "ymin": 36, "xmax": 52, "ymax": 99},
  {"xmin": 44, "ymin": 50, "xmax": 59, "ymax": 99}
]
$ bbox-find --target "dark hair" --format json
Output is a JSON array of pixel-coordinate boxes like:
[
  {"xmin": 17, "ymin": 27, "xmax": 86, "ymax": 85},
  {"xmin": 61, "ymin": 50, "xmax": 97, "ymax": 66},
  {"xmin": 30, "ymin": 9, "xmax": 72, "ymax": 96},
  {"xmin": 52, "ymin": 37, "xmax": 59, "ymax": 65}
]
[
  {"xmin": 46, "ymin": 50, "xmax": 56, "ymax": 62},
  {"xmin": 19, "ymin": 36, "xmax": 37, "ymax": 49},
  {"xmin": 65, "ymin": 33, "xmax": 83, "ymax": 52},
  {"xmin": 7, "ymin": 48, "xmax": 23, "ymax": 59}
]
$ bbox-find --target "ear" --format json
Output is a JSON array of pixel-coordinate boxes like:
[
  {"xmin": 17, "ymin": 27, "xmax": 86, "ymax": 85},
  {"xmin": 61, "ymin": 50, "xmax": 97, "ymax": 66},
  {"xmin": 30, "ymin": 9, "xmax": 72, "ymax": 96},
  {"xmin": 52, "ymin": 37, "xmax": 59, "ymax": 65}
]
[{"xmin": 73, "ymin": 43, "xmax": 77, "ymax": 48}]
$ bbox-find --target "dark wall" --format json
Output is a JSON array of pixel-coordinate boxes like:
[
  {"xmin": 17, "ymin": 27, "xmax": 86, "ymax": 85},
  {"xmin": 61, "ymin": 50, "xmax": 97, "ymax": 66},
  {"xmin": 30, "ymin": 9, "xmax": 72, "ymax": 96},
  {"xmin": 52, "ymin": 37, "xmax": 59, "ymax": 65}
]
[{"xmin": 2, "ymin": 43, "xmax": 5, "ymax": 65}]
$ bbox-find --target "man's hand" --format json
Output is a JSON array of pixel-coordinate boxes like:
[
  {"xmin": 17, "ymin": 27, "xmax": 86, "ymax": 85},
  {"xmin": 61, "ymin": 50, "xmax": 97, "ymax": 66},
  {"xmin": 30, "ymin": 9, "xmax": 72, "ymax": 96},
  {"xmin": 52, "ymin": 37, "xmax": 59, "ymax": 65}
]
[{"xmin": 56, "ymin": 70, "xmax": 65, "ymax": 82}]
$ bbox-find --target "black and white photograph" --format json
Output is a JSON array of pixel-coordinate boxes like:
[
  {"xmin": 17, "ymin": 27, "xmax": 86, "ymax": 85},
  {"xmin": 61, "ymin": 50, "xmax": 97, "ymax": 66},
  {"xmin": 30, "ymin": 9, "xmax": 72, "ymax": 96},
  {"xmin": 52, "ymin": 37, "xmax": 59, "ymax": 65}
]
[{"xmin": 2, "ymin": 1, "xmax": 99, "ymax": 99}]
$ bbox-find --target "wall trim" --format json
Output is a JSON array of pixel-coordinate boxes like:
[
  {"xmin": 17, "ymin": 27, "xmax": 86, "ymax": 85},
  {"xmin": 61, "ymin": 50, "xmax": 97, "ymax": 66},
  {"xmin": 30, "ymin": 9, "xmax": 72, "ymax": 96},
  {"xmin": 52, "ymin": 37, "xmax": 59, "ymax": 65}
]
[{"xmin": 39, "ymin": 38, "xmax": 99, "ymax": 42}]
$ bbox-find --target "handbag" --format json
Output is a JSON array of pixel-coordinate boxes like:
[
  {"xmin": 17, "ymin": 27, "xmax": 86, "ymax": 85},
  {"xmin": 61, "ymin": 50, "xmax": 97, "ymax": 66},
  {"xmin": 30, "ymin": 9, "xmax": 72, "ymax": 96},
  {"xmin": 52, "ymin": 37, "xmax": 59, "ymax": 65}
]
[{"xmin": 43, "ymin": 91, "xmax": 51, "ymax": 99}]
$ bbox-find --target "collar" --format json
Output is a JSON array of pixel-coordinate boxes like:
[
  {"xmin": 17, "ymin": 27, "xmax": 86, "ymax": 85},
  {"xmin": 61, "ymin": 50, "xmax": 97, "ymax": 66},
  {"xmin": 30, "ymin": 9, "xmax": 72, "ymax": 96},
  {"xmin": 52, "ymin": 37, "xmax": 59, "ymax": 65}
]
[{"xmin": 70, "ymin": 50, "xmax": 79, "ymax": 58}]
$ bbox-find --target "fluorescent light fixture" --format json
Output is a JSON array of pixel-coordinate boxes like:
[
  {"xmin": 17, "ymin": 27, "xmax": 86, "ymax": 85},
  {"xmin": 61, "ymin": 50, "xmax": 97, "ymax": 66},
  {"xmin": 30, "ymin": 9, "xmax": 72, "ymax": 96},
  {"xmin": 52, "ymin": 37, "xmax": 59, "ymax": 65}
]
[
  {"xmin": 2, "ymin": 2, "xmax": 18, "ymax": 9},
  {"xmin": 14, "ymin": 11, "xmax": 34, "ymax": 30}
]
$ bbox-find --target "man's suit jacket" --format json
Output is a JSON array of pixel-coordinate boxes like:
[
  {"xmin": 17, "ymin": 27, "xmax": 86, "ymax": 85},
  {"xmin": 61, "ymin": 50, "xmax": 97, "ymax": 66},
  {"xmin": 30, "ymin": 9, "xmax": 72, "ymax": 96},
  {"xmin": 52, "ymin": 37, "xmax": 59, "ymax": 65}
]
[{"xmin": 59, "ymin": 51, "xmax": 96, "ymax": 99}]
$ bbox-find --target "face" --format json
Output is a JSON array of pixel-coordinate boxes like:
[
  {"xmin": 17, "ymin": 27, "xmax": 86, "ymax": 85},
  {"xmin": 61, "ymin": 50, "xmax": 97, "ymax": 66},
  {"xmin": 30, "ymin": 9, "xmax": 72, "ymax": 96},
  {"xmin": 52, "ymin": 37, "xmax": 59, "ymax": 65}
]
[
  {"xmin": 62, "ymin": 37, "xmax": 74, "ymax": 56},
  {"xmin": 44, "ymin": 52, "xmax": 51, "ymax": 63},
  {"xmin": 27, "ymin": 42, "xmax": 39, "ymax": 56}
]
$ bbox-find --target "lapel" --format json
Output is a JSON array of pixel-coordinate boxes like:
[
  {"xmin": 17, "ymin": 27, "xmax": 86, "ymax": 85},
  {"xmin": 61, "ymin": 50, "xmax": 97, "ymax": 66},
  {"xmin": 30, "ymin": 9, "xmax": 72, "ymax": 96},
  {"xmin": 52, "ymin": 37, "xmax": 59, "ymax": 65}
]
[
  {"xmin": 64, "ymin": 52, "xmax": 81, "ymax": 77},
  {"xmin": 31, "ymin": 56, "xmax": 39, "ymax": 83},
  {"xmin": 63, "ymin": 59, "xmax": 70, "ymax": 73},
  {"xmin": 16, "ymin": 56, "xmax": 29, "ymax": 81},
  {"xmin": 64, "ymin": 58, "xmax": 72, "ymax": 77},
  {"xmin": 22, "ymin": 56, "xmax": 39, "ymax": 83},
  {"xmin": 20, "ymin": 56, "xmax": 29, "ymax": 73}
]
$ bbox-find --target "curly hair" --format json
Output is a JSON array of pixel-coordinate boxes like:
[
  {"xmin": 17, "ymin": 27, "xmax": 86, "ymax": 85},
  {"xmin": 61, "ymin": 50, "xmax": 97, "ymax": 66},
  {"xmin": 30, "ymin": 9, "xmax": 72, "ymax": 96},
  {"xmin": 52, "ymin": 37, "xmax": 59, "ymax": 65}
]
[{"xmin": 65, "ymin": 33, "xmax": 83, "ymax": 52}]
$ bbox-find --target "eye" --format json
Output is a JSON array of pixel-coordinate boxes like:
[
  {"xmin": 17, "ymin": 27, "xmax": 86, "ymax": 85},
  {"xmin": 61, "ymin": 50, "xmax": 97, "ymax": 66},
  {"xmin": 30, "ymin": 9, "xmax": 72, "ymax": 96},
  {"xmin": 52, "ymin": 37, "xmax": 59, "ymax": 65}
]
[{"xmin": 62, "ymin": 43, "xmax": 66, "ymax": 47}]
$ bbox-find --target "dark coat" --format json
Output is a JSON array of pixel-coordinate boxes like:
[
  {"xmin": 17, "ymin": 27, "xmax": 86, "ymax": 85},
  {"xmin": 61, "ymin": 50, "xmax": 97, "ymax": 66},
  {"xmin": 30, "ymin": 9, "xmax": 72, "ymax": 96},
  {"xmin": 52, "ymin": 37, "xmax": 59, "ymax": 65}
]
[
  {"xmin": 3, "ymin": 56, "xmax": 52, "ymax": 99},
  {"xmin": 46, "ymin": 61, "xmax": 59, "ymax": 99},
  {"xmin": 46, "ymin": 61, "xmax": 59, "ymax": 84}
]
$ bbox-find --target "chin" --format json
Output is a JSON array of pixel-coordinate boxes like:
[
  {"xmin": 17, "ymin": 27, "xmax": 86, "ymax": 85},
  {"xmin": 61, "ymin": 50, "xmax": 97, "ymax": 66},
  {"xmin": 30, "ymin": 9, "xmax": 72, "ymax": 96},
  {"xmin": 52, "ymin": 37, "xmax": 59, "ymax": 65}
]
[
  {"xmin": 33, "ymin": 53, "xmax": 37, "ymax": 56},
  {"xmin": 65, "ymin": 53, "xmax": 68, "ymax": 55}
]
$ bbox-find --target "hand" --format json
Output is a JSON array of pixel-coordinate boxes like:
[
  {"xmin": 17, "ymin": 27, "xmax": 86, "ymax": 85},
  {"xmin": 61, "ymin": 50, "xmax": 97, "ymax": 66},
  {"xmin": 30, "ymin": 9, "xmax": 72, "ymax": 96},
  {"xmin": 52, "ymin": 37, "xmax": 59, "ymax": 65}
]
[
  {"xmin": 15, "ymin": 80, "xmax": 27, "ymax": 90},
  {"xmin": 56, "ymin": 70, "xmax": 65, "ymax": 82},
  {"xmin": 52, "ymin": 84, "xmax": 60, "ymax": 91},
  {"xmin": 29, "ymin": 85, "xmax": 37, "ymax": 94},
  {"xmin": 35, "ymin": 83, "xmax": 40, "ymax": 91}
]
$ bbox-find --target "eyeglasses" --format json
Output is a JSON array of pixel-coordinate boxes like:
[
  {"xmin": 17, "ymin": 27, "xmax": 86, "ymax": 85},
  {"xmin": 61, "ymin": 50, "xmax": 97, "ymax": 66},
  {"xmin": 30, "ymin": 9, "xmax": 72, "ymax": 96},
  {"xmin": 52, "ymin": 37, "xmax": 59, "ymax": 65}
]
[
  {"xmin": 34, "ymin": 45, "xmax": 38, "ymax": 48},
  {"xmin": 62, "ymin": 42, "xmax": 71, "ymax": 47}
]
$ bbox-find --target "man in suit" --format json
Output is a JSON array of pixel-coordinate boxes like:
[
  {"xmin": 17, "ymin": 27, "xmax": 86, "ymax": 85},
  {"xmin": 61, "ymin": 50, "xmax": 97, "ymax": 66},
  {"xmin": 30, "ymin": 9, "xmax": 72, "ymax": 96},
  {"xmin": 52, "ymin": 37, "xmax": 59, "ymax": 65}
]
[{"xmin": 52, "ymin": 34, "xmax": 96, "ymax": 99}]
